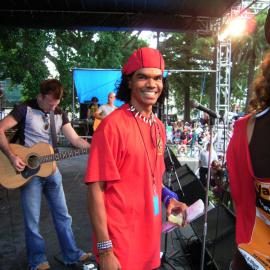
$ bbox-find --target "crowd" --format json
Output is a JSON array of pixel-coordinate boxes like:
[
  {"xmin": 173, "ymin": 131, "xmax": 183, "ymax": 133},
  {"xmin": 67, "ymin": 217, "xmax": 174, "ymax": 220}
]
[{"xmin": 167, "ymin": 118, "xmax": 212, "ymax": 158}]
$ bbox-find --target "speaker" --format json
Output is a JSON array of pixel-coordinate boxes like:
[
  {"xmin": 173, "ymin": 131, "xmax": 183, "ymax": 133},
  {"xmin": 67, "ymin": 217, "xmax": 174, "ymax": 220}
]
[
  {"xmin": 79, "ymin": 103, "xmax": 88, "ymax": 119},
  {"xmin": 190, "ymin": 204, "xmax": 236, "ymax": 270},
  {"xmin": 164, "ymin": 146, "xmax": 182, "ymax": 172},
  {"xmin": 170, "ymin": 164, "xmax": 205, "ymax": 205}
]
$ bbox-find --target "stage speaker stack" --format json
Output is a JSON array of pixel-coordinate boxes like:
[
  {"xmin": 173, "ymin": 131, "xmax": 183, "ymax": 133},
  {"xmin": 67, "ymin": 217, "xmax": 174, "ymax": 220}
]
[
  {"xmin": 164, "ymin": 146, "xmax": 182, "ymax": 172},
  {"xmin": 163, "ymin": 149, "xmax": 236, "ymax": 270},
  {"xmin": 79, "ymin": 103, "xmax": 89, "ymax": 120},
  {"xmin": 190, "ymin": 204, "xmax": 236, "ymax": 270},
  {"xmin": 169, "ymin": 164, "xmax": 205, "ymax": 205}
]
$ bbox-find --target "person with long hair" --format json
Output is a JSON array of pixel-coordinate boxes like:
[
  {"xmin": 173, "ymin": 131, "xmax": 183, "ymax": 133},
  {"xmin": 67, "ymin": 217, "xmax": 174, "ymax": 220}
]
[
  {"xmin": 85, "ymin": 47, "xmax": 187, "ymax": 270},
  {"xmin": 227, "ymin": 51, "xmax": 270, "ymax": 270}
]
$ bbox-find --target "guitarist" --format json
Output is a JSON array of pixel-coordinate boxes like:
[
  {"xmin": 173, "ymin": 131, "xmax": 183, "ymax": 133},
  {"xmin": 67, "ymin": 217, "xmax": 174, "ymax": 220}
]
[
  {"xmin": 0, "ymin": 79, "xmax": 90, "ymax": 270},
  {"xmin": 93, "ymin": 92, "xmax": 117, "ymax": 131}
]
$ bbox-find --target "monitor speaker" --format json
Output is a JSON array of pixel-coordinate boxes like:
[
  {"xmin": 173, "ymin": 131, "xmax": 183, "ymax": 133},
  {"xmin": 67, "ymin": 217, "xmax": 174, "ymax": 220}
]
[
  {"xmin": 79, "ymin": 103, "xmax": 88, "ymax": 119},
  {"xmin": 164, "ymin": 146, "xmax": 182, "ymax": 172},
  {"xmin": 190, "ymin": 204, "xmax": 236, "ymax": 270},
  {"xmin": 170, "ymin": 164, "xmax": 205, "ymax": 205}
]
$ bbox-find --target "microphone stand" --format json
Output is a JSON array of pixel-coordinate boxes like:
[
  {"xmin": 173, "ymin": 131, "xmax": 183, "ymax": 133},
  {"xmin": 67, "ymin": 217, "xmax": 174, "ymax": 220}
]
[
  {"xmin": 200, "ymin": 116, "xmax": 215, "ymax": 270},
  {"xmin": 165, "ymin": 145, "xmax": 184, "ymax": 196}
]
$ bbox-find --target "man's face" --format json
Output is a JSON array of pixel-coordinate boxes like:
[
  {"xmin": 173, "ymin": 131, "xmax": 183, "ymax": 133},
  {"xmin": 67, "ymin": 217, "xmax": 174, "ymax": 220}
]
[
  {"xmin": 108, "ymin": 93, "xmax": 116, "ymax": 104},
  {"xmin": 40, "ymin": 94, "xmax": 60, "ymax": 112},
  {"xmin": 129, "ymin": 68, "xmax": 163, "ymax": 111}
]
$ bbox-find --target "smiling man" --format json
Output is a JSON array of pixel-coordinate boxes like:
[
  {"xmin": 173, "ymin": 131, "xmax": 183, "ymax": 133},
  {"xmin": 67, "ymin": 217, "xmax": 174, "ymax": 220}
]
[{"xmin": 85, "ymin": 47, "xmax": 187, "ymax": 270}]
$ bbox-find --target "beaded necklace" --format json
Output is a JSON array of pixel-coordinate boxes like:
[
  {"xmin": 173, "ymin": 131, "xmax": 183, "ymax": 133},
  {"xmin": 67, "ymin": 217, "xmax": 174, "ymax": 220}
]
[{"xmin": 128, "ymin": 104, "xmax": 156, "ymax": 126}]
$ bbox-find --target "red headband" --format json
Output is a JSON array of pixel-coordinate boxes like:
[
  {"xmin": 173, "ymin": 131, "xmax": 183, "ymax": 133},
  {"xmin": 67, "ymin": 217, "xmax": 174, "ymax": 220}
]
[{"xmin": 122, "ymin": 47, "xmax": 165, "ymax": 75}]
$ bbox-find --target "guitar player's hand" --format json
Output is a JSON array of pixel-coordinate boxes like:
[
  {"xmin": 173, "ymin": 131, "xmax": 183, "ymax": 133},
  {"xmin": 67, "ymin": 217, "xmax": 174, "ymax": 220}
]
[{"xmin": 10, "ymin": 155, "xmax": 26, "ymax": 172}]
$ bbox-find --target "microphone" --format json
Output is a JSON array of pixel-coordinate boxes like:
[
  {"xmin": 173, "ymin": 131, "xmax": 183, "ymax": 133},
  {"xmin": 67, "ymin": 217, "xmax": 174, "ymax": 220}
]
[{"xmin": 190, "ymin": 100, "xmax": 220, "ymax": 119}]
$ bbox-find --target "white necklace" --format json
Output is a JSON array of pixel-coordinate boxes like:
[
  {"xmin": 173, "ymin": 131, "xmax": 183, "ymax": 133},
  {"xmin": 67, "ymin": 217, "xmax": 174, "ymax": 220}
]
[{"xmin": 128, "ymin": 105, "xmax": 156, "ymax": 126}]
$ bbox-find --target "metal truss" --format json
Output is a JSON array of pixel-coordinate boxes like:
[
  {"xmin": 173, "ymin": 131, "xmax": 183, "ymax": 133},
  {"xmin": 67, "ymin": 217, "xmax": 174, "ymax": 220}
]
[
  {"xmin": 215, "ymin": 40, "xmax": 232, "ymax": 154},
  {"xmin": 214, "ymin": 0, "xmax": 270, "ymax": 154}
]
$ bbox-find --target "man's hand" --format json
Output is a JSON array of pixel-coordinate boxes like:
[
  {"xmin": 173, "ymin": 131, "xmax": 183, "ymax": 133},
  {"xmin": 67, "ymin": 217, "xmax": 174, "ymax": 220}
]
[
  {"xmin": 10, "ymin": 155, "xmax": 26, "ymax": 172},
  {"xmin": 166, "ymin": 198, "xmax": 188, "ymax": 227},
  {"xmin": 99, "ymin": 251, "xmax": 121, "ymax": 270}
]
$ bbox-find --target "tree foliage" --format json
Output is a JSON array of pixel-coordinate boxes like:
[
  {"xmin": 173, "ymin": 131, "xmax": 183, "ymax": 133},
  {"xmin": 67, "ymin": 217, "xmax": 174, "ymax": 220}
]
[
  {"xmin": 231, "ymin": 11, "xmax": 270, "ymax": 111},
  {"xmin": 0, "ymin": 28, "xmax": 49, "ymax": 99},
  {"xmin": 0, "ymin": 29, "xmax": 147, "ymax": 109},
  {"xmin": 160, "ymin": 32, "xmax": 215, "ymax": 121}
]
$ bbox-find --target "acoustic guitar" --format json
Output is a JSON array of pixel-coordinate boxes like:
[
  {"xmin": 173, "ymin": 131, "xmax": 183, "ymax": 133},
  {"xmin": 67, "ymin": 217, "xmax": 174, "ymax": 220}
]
[{"xmin": 0, "ymin": 142, "xmax": 88, "ymax": 189}]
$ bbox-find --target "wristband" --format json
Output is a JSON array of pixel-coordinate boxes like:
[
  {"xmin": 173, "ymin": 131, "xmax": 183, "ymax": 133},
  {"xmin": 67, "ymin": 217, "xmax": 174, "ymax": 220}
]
[
  {"xmin": 162, "ymin": 186, "xmax": 179, "ymax": 207},
  {"xmin": 97, "ymin": 240, "xmax": 113, "ymax": 251}
]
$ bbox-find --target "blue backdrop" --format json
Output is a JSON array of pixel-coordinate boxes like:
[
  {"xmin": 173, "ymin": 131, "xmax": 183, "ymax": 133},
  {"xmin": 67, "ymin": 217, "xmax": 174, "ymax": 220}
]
[
  {"xmin": 73, "ymin": 68, "xmax": 123, "ymax": 106},
  {"xmin": 73, "ymin": 68, "xmax": 168, "ymax": 106}
]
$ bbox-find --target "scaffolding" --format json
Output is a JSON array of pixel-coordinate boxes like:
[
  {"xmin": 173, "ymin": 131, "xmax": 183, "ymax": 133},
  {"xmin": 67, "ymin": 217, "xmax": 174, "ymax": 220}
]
[{"xmin": 214, "ymin": 0, "xmax": 270, "ymax": 154}]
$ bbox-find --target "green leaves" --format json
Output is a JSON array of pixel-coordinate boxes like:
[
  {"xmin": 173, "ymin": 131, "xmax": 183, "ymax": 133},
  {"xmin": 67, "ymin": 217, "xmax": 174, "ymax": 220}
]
[{"xmin": 0, "ymin": 29, "xmax": 147, "ymax": 109}]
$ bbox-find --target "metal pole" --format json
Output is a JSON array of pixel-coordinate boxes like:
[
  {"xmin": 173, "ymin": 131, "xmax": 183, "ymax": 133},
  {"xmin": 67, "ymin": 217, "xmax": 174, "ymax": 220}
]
[
  {"xmin": 72, "ymin": 68, "xmax": 75, "ymax": 121},
  {"xmin": 200, "ymin": 117, "xmax": 214, "ymax": 270}
]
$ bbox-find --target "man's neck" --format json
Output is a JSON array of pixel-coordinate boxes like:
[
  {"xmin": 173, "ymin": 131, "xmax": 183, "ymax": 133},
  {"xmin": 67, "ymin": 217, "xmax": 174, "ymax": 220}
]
[
  {"xmin": 130, "ymin": 103, "xmax": 152, "ymax": 117},
  {"xmin": 37, "ymin": 97, "xmax": 47, "ymax": 112}
]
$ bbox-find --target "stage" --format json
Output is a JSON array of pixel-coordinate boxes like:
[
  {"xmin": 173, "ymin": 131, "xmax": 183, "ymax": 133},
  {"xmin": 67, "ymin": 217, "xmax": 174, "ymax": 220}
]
[{"xmin": 0, "ymin": 147, "xmax": 235, "ymax": 270}]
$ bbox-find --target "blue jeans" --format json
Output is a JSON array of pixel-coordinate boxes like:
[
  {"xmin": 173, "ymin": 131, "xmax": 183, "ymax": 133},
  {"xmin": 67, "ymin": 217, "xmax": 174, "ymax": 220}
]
[{"xmin": 21, "ymin": 168, "xmax": 84, "ymax": 269}]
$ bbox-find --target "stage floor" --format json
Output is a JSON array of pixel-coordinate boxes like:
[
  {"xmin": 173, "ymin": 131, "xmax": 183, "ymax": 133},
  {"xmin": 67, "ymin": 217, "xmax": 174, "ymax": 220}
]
[{"xmin": 0, "ymin": 148, "xmax": 194, "ymax": 270}]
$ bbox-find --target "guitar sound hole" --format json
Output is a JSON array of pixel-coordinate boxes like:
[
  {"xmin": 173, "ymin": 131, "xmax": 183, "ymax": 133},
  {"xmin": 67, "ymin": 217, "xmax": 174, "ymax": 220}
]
[{"xmin": 27, "ymin": 155, "xmax": 40, "ymax": 169}]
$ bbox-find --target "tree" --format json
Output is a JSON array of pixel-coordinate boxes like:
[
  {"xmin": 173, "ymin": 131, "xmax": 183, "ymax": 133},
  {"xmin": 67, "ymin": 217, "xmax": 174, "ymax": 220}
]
[
  {"xmin": 231, "ymin": 11, "xmax": 270, "ymax": 112},
  {"xmin": 0, "ymin": 28, "xmax": 49, "ymax": 100},
  {"xmin": 46, "ymin": 30, "xmax": 147, "ymax": 108},
  {"xmin": 0, "ymin": 29, "xmax": 147, "ymax": 109},
  {"xmin": 160, "ymin": 32, "xmax": 215, "ymax": 121}
]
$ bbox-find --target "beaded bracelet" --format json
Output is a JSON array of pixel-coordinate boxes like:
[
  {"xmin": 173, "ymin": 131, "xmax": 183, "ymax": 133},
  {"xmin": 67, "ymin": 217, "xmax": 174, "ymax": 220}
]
[
  {"xmin": 97, "ymin": 240, "xmax": 113, "ymax": 251},
  {"xmin": 162, "ymin": 186, "xmax": 179, "ymax": 207}
]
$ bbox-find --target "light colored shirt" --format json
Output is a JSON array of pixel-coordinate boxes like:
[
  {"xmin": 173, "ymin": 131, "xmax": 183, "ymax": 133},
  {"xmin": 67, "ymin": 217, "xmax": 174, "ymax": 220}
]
[
  {"xmin": 97, "ymin": 104, "xmax": 117, "ymax": 117},
  {"xmin": 199, "ymin": 148, "xmax": 218, "ymax": 168}
]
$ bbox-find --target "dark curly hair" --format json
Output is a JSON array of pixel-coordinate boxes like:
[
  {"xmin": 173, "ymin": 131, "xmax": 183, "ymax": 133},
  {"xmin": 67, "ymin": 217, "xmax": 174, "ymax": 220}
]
[
  {"xmin": 249, "ymin": 51, "xmax": 270, "ymax": 113},
  {"xmin": 116, "ymin": 74, "xmax": 168, "ymax": 104}
]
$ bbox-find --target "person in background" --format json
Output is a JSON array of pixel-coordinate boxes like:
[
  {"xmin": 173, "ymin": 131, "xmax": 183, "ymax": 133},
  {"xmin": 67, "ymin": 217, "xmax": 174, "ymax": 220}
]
[
  {"xmin": 199, "ymin": 143, "xmax": 218, "ymax": 187},
  {"xmin": 0, "ymin": 79, "xmax": 91, "ymax": 270},
  {"xmin": 94, "ymin": 92, "xmax": 117, "ymax": 120},
  {"xmin": 87, "ymin": 96, "xmax": 99, "ymax": 136},
  {"xmin": 227, "ymin": 51, "xmax": 270, "ymax": 270},
  {"xmin": 93, "ymin": 92, "xmax": 117, "ymax": 131},
  {"xmin": 85, "ymin": 47, "xmax": 187, "ymax": 270}
]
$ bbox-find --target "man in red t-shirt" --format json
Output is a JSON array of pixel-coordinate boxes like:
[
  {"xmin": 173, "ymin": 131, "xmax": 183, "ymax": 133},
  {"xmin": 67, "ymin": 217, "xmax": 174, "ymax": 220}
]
[{"xmin": 85, "ymin": 47, "xmax": 187, "ymax": 270}]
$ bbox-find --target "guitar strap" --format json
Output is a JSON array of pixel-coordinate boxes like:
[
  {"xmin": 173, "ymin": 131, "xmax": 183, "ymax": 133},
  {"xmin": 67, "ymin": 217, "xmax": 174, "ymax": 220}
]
[{"xmin": 49, "ymin": 111, "xmax": 59, "ymax": 153}]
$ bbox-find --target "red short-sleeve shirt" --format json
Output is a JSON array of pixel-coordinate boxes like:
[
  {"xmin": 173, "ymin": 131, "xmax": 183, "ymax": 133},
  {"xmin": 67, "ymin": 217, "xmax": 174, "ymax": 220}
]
[{"xmin": 85, "ymin": 104, "xmax": 166, "ymax": 270}]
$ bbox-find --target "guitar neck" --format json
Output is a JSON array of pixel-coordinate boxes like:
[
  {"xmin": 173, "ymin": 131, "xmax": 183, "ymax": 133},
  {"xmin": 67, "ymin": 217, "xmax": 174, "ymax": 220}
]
[{"xmin": 40, "ymin": 148, "xmax": 89, "ymax": 164}]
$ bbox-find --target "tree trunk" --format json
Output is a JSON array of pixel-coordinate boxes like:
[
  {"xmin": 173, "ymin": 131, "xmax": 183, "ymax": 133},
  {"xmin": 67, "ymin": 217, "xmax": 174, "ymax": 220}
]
[{"xmin": 184, "ymin": 77, "xmax": 191, "ymax": 122}]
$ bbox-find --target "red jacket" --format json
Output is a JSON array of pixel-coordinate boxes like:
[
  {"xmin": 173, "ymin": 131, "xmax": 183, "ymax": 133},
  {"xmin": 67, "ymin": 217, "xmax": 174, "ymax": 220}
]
[{"xmin": 227, "ymin": 114, "xmax": 256, "ymax": 244}]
